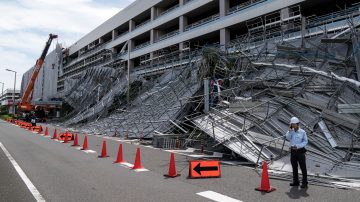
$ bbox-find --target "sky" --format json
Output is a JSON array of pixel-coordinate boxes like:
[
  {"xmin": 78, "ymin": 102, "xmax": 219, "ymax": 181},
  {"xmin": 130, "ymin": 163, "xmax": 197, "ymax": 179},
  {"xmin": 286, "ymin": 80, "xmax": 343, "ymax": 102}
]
[{"xmin": 0, "ymin": 0, "xmax": 134, "ymax": 92}]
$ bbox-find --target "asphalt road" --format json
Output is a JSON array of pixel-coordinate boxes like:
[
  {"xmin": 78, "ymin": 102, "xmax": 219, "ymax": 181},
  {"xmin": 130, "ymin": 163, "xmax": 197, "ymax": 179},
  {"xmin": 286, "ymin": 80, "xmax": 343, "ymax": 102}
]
[{"xmin": 1, "ymin": 120, "xmax": 360, "ymax": 202}]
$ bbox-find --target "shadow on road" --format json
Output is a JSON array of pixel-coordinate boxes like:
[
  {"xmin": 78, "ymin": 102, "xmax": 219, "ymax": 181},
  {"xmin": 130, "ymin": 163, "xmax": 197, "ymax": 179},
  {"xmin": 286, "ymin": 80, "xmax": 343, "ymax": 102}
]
[{"xmin": 286, "ymin": 186, "xmax": 309, "ymax": 199}]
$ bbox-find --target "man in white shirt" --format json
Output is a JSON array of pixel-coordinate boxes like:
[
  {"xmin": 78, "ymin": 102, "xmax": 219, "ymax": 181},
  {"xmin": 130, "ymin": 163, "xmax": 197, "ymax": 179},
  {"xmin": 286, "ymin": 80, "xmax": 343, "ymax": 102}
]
[{"xmin": 285, "ymin": 117, "xmax": 308, "ymax": 188}]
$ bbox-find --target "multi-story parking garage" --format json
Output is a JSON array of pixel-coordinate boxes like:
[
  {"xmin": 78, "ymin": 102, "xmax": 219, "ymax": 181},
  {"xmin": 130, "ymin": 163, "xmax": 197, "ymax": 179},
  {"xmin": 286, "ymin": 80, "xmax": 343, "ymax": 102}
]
[
  {"xmin": 22, "ymin": 0, "xmax": 360, "ymax": 99},
  {"xmin": 54, "ymin": 0, "xmax": 358, "ymax": 91}
]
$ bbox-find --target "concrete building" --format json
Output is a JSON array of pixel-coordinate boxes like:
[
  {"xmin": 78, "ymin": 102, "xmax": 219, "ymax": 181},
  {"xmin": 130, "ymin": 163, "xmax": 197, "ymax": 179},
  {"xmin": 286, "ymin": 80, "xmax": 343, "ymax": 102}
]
[
  {"xmin": 0, "ymin": 89, "xmax": 20, "ymax": 113},
  {"xmin": 21, "ymin": 44, "xmax": 63, "ymax": 102},
  {"xmin": 22, "ymin": 0, "xmax": 360, "ymax": 98},
  {"xmin": 0, "ymin": 88, "xmax": 20, "ymax": 105}
]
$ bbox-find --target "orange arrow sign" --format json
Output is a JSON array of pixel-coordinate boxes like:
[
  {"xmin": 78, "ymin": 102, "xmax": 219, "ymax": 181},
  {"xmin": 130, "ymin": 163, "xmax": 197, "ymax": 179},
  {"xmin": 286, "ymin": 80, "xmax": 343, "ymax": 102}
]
[{"xmin": 189, "ymin": 160, "xmax": 221, "ymax": 178}]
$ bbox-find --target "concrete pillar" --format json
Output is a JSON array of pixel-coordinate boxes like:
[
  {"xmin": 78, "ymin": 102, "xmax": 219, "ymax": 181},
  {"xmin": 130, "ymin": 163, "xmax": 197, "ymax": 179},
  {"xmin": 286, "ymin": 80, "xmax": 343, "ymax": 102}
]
[
  {"xmin": 280, "ymin": 7, "xmax": 290, "ymax": 31},
  {"xmin": 280, "ymin": 7, "xmax": 290, "ymax": 20},
  {"xmin": 128, "ymin": 39, "xmax": 135, "ymax": 52},
  {"xmin": 220, "ymin": 28, "xmax": 230, "ymax": 49},
  {"xmin": 112, "ymin": 30, "xmax": 118, "ymax": 40},
  {"xmin": 179, "ymin": 16, "xmax": 188, "ymax": 33},
  {"xmin": 129, "ymin": 19, "xmax": 136, "ymax": 32},
  {"xmin": 151, "ymin": 7, "xmax": 157, "ymax": 20},
  {"xmin": 150, "ymin": 29, "xmax": 160, "ymax": 44},
  {"xmin": 219, "ymin": 0, "xmax": 229, "ymax": 18},
  {"xmin": 179, "ymin": 43, "xmax": 185, "ymax": 51},
  {"xmin": 204, "ymin": 78, "xmax": 209, "ymax": 113},
  {"xmin": 126, "ymin": 58, "xmax": 134, "ymax": 104},
  {"xmin": 99, "ymin": 38, "xmax": 104, "ymax": 44},
  {"xmin": 301, "ymin": 16, "xmax": 306, "ymax": 48},
  {"xmin": 179, "ymin": 0, "xmax": 185, "ymax": 6}
]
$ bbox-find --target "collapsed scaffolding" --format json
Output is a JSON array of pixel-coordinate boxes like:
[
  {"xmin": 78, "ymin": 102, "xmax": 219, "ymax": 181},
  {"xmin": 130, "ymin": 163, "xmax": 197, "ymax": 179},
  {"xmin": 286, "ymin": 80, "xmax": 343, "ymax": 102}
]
[{"xmin": 60, "ymin": 4, "xmax": 360, "ymax": 189}]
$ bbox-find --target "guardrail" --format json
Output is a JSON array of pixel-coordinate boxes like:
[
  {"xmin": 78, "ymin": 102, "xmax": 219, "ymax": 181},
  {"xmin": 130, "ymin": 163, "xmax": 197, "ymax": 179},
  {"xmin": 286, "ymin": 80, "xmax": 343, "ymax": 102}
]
[
  {"xmin": 156, "ymin": 4, "xmax": 180, "ymax": 19},
  {"xmin": 185, "ymin": 14, "xmax": 220, "ymax": 31},
  {"xmin": 227, "ymin": 0, "xmax": 267, "ymax": 16},
  {"xmin": 134, "ymin": 41, "xmax": 151, "ymax": 51},
  {"xmin": 135, "ymin": 19, "xmax": 151, "ymax": 29},
  {"xmin": 155, "ymin": 30, "xmax": 180, "ymax": 43}
]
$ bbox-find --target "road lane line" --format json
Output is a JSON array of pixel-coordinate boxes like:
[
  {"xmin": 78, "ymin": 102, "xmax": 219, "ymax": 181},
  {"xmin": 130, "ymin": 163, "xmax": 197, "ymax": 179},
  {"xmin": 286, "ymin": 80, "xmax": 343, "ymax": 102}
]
[
  {"xmin": 196, "ymin": 191, "xmax": 242, "ymax": 202},
  {"xmin": 0, "ymin": 142, "xmax": 46, "ymax": 202}
]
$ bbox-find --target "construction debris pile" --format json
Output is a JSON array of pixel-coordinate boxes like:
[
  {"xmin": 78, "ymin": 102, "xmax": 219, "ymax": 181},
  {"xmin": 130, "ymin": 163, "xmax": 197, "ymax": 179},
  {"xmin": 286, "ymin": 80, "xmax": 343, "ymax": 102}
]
[{"xmin": 60, "ymin": 5, "xmax": 360, "ymax": 189}]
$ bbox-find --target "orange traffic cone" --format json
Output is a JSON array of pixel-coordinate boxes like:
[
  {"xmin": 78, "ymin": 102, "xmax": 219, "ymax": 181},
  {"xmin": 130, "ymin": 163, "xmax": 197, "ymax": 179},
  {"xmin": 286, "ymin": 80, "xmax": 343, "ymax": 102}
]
[
  {"xmin": 51, "ymin": 129, "xmax": 57, "ymax": 139},
  {"xmin": 114, "ymin": 144, "xmax": 125, "ymax": 163},
  {"xmin": 98, "ymin": 140, "xmax": 109, "ymax": 158},
  {"xmin": 132, "ymin": 148, "xmax": 144, "ymax": 170},
  {"xmin": 37, "ymin": 126, "xmax": 43, "ymax": 134},
  {"xmin": 81, "ymin": 135, "xmax": 89, "ymax": 150},
  {"xmin": 72, "ymin": 134, "xmax": 80, "ymax": 147},
  {"xmin": 164, "ymin": 153, "xmax": 180, "ymax": 178},
  {"xmin": 43, "ymin": 127, "xmax": 49, "ymax": 136},
  {"xmin": 255, "ymin": 160, "xmax": 276, "ymax": 193}
]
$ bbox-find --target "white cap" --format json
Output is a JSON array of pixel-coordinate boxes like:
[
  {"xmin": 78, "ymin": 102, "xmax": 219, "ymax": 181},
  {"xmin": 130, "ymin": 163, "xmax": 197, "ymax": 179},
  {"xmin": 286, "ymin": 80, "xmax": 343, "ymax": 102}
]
[{"xmin": 290, "ymin": 117, "xmax": 300, "ymax": 124}]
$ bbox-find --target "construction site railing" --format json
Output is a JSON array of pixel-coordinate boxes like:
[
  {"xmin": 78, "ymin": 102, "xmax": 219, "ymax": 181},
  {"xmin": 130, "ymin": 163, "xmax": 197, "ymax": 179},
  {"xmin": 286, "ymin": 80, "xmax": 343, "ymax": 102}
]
[{"xmin": 255, "ymin": 135, "xmax": 287, "ymax": 167}]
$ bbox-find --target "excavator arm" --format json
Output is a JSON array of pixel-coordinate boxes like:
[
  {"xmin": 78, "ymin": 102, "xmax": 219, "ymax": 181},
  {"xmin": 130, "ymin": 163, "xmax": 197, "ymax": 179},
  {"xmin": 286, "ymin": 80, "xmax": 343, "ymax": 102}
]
[{"xmin": 19, "ymin": 34, "xmax": 58, "ymax": 112}]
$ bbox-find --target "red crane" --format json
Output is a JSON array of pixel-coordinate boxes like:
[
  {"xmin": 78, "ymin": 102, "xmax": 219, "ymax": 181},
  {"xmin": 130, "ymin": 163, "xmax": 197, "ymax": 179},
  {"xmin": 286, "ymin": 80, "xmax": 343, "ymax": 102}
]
[{"xmin": 19, "ymin": 33, "xmax": 58, "ymax": 112}]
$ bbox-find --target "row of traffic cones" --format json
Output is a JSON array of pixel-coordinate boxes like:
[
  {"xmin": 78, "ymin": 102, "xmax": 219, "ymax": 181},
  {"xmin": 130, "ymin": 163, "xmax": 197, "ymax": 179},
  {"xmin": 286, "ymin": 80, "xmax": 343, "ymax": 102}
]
[
  {"xmin": 38, "ymin": 126, "xmax": 181, "ymax": 177},
  {"xmin": 30, "ymin": 126, "xmax": 274, "ymax": 190}
]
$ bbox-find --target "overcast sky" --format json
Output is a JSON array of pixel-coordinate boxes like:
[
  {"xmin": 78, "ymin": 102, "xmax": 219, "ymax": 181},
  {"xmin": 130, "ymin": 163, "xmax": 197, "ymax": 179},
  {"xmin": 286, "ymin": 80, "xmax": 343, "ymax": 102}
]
[{"xmin": 0, "ymin": 0, "xmax": 134, "ymax": 92}]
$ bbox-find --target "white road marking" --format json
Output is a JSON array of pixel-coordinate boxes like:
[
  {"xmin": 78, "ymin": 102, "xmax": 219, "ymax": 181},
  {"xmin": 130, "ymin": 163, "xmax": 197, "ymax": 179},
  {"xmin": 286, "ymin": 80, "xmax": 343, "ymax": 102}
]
[
  {"xmin": 0, "ymin": 142, "xmax": 46, "ymax": 202},
  {"xmin": 133, "ymin": 168, "xmax": 149, "ymax": 172},
  {"xmin": 119, "ymin": 162, "xmax": 134, "ymax": 168},
  {"xmin": 196, "ymin": 191, "xmax": 242, "ymax": 202},
  {"xmin": 117, "ymin": 162, "xmax": 149, "ymax": 172},
  {"xmin": 82, "ymin": 150, "xmax": 96, "ymax": 154}
]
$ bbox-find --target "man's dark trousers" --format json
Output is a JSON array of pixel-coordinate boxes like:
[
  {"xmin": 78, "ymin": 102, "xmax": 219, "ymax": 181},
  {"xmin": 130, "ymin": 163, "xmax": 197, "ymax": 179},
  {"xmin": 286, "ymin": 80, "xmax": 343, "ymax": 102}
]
[{"xmin": 291, "ymin": 148, "xmax": 307, "ymax": 184}]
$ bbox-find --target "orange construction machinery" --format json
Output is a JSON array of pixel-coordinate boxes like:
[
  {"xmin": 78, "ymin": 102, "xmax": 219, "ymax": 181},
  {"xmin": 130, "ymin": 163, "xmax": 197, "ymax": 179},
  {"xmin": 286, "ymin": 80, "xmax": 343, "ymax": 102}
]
[{"xmin": 19, "ymin": 33, "xmax": 58, "ymax": 112}]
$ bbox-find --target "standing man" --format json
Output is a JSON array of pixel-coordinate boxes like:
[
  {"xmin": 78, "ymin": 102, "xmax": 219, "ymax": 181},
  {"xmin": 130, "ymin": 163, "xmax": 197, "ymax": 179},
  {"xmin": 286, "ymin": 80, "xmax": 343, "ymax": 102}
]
[{"xmin": 286, "ymin": 117, "xmax": 308, "ymax": 188}]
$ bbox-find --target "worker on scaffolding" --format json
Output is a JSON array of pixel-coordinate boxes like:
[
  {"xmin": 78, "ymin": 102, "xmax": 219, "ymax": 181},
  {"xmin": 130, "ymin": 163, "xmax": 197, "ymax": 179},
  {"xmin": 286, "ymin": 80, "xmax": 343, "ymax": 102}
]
[{"xmin": 286, "ymin": 117, "xmax": 308, "ymax": 189}]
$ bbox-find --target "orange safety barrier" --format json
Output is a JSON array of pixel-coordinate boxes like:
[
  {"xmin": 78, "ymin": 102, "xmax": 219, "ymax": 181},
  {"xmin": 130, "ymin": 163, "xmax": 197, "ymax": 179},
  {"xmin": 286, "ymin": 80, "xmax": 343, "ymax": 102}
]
[{"xmin": 31, "ymin": 126, "xmax": 43, "ymax": 133}]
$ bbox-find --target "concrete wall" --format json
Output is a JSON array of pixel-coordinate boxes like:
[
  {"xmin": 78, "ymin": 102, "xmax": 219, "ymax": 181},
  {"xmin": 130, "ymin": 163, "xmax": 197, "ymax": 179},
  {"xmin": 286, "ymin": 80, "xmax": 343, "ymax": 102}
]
[{"xmin": 21, "ymin": 44, "xmax": 62, "ymax": 102}]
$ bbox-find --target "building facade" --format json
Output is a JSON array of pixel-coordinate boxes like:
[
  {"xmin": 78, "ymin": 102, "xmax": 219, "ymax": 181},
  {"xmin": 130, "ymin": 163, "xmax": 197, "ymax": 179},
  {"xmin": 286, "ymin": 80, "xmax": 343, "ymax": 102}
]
[
  {"xmin": 21, "ymin": 43, "xmax": 63, "ymax": 102},
  {"xmin": 0, "ymin": 89, "xmax": 20, "ymax": 106},
  {"xmin": 22, "ymin": 0, "xmax": 360, "ymax": 99}
]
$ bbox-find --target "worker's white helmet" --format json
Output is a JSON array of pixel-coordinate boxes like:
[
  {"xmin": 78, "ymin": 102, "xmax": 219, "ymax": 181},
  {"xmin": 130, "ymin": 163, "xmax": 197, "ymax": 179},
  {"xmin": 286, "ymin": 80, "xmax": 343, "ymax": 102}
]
[{"xmin": 290, "ymin": 117, "xmax": 300, "ymax": 124}]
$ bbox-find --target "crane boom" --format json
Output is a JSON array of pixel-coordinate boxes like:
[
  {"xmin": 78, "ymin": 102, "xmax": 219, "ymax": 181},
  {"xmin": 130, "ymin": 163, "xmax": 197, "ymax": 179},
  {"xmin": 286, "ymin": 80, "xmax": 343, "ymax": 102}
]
[{"xmin": 19, "ymin": 33, "xmax": 58, "ymax": 111}]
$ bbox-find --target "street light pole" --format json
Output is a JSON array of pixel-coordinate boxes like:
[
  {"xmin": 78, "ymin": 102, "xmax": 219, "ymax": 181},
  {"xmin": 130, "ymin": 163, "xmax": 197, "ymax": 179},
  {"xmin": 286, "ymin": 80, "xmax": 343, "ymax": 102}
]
[
  {"xmin": 6, "ymin": 69, "xmax": 17, "ymax": 115},
  {"xmin": 0, "ymin": 81, "xmax": 4, "ymax": 100}
]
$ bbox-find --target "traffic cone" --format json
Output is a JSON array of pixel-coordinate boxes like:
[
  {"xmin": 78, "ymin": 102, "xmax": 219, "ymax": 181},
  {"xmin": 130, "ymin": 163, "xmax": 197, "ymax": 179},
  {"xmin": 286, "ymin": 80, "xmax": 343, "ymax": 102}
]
[
  {"xmin": 51, "ymin": 129, "xmax": 57, "ymax": 139},
  {"xmin": 37, "ymin": 126, "xmax": 43, "ymax": 134},
  {"xmin": 43, "ymin": 127, "xmax": 49, "ymax": 136},
  {"xmin": 132, "ymin": 148, "xmax": 144, "ymax": 170},
  {"xmin": 164, "ymin": 153, "xmax": 180, "ymax": 178},
  {"xmin": 98, "ymin": 140, "xmax": 109, "ymax": 158},
  {"xmin": 72, "ymin": 134, "xmax": 80, "ymax": 147},
  {"xmin": 114, "ymin": 144, "xmax": 125, "ymax": 163},
  {"xmin": 81, "ymin": 135, "xmax": 89, "ymax": 150},
  {"xmin": 255, "ymin": 161, "xmax": 276, "ymax": 193}
]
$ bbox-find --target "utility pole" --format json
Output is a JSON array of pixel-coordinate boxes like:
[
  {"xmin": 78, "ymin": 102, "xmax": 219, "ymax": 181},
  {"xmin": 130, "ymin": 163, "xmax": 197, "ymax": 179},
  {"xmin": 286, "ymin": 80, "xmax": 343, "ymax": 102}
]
[{"xmin": 6, "ymin": 69, "xmax": 17, "ymax": 115}]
